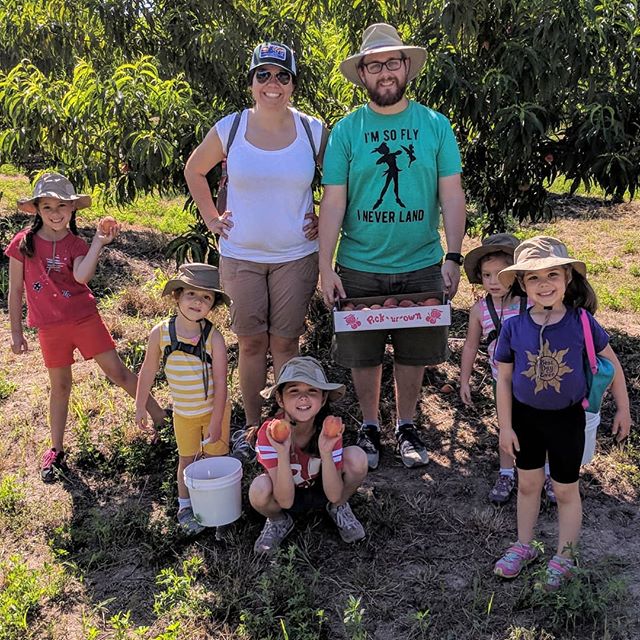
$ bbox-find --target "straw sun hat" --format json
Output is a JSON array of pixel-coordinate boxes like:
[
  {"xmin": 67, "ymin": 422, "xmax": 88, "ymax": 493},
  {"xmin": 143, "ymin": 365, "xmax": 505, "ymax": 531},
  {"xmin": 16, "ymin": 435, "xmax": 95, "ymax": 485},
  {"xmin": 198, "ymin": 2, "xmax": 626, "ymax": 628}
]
[{"xmin": 339, "ymin": 23, "xmax": 427, "ymax": 87}]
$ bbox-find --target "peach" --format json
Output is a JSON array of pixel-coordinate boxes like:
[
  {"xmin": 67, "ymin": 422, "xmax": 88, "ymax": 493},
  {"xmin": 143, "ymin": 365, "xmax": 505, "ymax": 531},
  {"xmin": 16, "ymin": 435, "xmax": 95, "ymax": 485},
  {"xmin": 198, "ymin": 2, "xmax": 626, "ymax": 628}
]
[
  {"xmin": 398, "ymin": 299, "xmax": 414, "ymax": 307},
  {"xmin": 99, "ymin": 216, "xmax": 118, "ymax": 235},
  {"xmin": 322, "ymin": 415, "xmax": 343, "ymax": 438},
  {"xmin": 270, "ymin": 419, "xmax": 291, "ymax": 443},
  {"xmin": 370, "ymin": 304, "xmax": 382, "ymax": 309},
  {"xmin": 383, "ymin": 297, "xmax": 398, "ymax": 307},
  {"xmin": 440, "ymin": 383, "xmax": 455, "ymax": 394},
  {"xmin": 341, "ymin": 302, "xmax": 355, "ymax": 311},
  {"xmin": 355, "ymin": 304, "xmax": 367, "ymax": 310},
  {"xmin": 423, "ymin": 297, "xmax": 442, "ymax": 306}
]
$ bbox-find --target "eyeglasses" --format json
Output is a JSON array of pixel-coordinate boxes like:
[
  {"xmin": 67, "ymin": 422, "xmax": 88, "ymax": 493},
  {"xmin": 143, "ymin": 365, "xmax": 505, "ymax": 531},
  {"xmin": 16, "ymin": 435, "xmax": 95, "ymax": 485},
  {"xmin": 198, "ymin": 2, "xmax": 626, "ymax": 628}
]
[
  {"xmin": 254, "ymin": 69, "xmax": 293, "ymax": 85},
  {"xmin": 360, "ymin": 57, "xmax": 405, "ymax": 74}
]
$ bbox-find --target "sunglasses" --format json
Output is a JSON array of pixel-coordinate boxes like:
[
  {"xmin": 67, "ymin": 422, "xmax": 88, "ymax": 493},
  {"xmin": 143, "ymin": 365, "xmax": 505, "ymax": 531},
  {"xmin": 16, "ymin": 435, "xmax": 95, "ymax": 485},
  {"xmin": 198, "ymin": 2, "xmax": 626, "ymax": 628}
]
[{"xmin": 254, "ymin": 69, "xmax": 293, "ymax": 85}]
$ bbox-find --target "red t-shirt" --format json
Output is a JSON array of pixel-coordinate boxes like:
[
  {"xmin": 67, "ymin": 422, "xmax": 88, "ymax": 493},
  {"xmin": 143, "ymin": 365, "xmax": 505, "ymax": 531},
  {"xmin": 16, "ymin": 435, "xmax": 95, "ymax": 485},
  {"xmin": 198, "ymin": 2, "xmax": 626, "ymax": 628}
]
[
  {"xmin": 256, "ymin": 418, "xmax": 343, "ymax": 489},
  {"xmin": 5, "ymin": 230, "xmax": 97, "ymax": 328}
]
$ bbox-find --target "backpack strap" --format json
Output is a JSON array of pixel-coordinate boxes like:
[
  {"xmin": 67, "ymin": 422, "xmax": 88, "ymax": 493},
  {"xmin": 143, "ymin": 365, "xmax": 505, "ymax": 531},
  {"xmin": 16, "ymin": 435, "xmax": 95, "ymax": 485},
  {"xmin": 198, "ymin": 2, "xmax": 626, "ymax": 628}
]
[
  {"xmin": 224, "ymin": 112, "xmax": 242, "ymax": 156},
  {"xmin": 580, "ymin": 308, "xmax": 597, "ymax": 373},
  {"xmin": 298, "ymin": 113, "xmax": 318, "ymax": 164},
  {"xmin": 162, "ymin": 316, "xmax": 213, "ymax": 367},
  {"xmin": 485, "ymin": 294, "xmax": 501, "ymax": 339}
]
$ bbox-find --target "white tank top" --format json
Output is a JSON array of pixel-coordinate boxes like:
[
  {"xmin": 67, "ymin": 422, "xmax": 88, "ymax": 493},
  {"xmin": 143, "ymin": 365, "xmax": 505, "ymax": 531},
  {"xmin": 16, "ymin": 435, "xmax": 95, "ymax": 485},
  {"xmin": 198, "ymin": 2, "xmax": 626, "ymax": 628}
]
[{"xmin": 214, "ymin": 107, "xmax": 322, "ymax": 263}]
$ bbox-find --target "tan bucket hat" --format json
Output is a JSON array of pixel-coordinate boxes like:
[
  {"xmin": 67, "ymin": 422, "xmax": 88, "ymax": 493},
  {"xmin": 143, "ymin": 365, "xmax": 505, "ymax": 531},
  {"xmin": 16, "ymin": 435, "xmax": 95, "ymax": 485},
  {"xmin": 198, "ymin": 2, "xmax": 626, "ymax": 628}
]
[
  {"xmin": 18, "ymin": 172, "xmax": 91, "ymax": 214},
  {"xmin": 261, "ymin": 356, "xmax": 345, "ymax": 401},
  {"xmin": 162, "ymin": 263, "xmax": 231, "ymax": 306},
  {"xmin": 498, "ymin": 236, "xmax": 586, "ymax": 287},
  {"xmin": 464, "ymin": 233, "xmax": 520, "ymax": 284},
  {"xmin": 340, "ymin": 23, "xmax": 427, "ymax": 87}
]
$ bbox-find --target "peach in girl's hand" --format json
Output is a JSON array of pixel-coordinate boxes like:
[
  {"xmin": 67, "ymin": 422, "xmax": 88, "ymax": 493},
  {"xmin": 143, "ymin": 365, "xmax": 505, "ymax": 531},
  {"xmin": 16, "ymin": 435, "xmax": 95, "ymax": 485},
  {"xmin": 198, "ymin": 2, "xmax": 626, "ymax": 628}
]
[
  {"xmin": 99, "ymin": 216, "xmax": 118, "ymax": 235},
  {"xmin": 322, "ymin": 415, "xmax": 343, "ymax": 438},
  {"xmin": 270, "ymin": 419, "xmax": 291, "ymax": 443}
]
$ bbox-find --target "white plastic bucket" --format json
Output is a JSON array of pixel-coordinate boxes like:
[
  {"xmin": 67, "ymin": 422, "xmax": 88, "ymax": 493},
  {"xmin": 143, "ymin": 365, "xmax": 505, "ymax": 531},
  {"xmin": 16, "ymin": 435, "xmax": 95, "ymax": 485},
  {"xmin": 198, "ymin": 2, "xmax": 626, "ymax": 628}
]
[
  {"xmin": 582, "ymin": 411, "xmax": 601, "ymax": 466},
  {"xmin": 183, "ymin": 456, "xmax": 243, "ymax": 526}
]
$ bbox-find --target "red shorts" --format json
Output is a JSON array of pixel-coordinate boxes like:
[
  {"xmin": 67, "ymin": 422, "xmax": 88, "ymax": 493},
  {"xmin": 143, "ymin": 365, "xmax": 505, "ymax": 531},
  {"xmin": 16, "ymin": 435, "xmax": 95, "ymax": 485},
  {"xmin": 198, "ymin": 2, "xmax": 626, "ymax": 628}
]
[{"xmin": 38, "ymin": 314, "xmax": 116, "ymax": 369}]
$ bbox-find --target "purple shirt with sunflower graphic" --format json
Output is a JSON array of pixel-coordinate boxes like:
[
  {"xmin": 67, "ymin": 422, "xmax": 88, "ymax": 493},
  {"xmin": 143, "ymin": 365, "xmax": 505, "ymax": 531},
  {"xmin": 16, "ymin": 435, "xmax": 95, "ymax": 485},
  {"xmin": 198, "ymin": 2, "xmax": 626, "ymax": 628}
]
[{"xmin": 494, "ymin": 307, "xmax": 609, "ymax": 410}]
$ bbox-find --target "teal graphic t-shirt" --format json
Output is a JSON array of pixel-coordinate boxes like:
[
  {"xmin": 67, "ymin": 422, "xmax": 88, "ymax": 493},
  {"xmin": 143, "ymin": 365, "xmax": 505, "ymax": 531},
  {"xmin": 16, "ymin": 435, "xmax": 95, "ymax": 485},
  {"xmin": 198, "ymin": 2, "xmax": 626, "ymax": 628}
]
[{"xmin": 323, "ymin": 101, "xmax": 462, "ymax": 273}]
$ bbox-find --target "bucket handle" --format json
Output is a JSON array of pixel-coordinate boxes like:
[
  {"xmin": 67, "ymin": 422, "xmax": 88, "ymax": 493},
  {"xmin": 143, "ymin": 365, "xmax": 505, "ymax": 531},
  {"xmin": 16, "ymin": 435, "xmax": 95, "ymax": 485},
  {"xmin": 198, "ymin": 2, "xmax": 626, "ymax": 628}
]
[{"xmin": 190, "ymin": 438, "xmax": 209, "ymax": 464}]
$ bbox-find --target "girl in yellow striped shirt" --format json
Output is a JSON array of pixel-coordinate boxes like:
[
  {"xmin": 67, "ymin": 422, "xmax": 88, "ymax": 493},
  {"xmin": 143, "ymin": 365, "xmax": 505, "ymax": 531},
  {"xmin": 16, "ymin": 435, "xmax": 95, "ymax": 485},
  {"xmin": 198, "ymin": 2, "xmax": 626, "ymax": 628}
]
[{"xmin": 136, "ymin": 263, "xmax": 230, "ymax": 535}]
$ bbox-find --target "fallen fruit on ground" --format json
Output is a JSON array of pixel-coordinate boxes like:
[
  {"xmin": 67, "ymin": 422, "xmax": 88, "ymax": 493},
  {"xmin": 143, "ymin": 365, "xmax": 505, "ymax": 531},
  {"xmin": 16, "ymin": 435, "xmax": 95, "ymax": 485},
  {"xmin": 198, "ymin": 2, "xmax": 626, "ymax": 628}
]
[
  {"xmin": 322, "ymin": 415, "xmax": 343, "ymax": 438},
  {"xmin": 270, "ymin": 419, "xmax": 291, "ymax": 443},
  {"xmin": 441, "ymin": 383, "xmax": 455, "ymax": 394}
]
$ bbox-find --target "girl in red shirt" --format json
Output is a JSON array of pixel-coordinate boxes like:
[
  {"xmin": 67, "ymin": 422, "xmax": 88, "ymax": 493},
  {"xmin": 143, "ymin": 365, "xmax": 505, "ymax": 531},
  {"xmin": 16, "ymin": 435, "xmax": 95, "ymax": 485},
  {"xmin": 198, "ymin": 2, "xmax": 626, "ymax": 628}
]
[{"xmin": 5, "ymin": 173, "xmax": 165, "ymax": 482}]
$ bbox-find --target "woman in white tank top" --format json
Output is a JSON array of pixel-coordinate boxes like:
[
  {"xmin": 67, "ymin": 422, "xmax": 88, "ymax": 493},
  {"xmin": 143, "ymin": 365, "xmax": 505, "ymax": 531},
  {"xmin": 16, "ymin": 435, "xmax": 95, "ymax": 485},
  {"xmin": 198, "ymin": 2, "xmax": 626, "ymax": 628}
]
[{"xmin": 185, "ymin": 42, "xmax": 328, "ymax": 455}]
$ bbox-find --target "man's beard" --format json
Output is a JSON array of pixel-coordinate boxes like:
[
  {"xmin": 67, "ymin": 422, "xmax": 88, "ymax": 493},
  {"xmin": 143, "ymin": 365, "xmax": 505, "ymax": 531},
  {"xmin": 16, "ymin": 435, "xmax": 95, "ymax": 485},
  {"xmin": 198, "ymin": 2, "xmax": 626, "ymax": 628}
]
[{"xmin": 366, "ymin": 77, "xmax": 407, "ymax": 107}]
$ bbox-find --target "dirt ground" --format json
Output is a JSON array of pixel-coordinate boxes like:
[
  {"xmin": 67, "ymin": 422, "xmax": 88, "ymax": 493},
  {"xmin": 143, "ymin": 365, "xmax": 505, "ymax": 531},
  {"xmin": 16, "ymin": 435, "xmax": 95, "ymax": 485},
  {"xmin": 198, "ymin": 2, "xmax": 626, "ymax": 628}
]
[{"xmin": 0, "ymin": 195, "xmax": 639, "ymax": 639}]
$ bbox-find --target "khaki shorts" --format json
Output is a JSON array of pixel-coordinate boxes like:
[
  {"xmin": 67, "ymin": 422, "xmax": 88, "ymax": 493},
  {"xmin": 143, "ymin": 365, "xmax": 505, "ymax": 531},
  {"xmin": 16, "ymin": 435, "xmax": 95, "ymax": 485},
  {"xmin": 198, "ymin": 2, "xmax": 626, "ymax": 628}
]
[
  {"xmin": 174, "ymin": 401, "xmax": 231, "ymax": 457},
  {"xmin": 220, "ymin": 253, "xmax": 318, "ymax": 338},
  {"xmin": 332, "ymin": 264, "xmax": 449, "ymax": 367}
]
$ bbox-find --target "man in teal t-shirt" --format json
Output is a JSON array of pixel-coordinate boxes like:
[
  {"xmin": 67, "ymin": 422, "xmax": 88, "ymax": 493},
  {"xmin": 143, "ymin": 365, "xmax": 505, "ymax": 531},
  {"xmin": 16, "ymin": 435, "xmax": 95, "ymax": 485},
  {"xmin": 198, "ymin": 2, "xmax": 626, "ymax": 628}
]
[{"xmin": 319, "ymin": 23, "xmax": 467, "ymax": 471}]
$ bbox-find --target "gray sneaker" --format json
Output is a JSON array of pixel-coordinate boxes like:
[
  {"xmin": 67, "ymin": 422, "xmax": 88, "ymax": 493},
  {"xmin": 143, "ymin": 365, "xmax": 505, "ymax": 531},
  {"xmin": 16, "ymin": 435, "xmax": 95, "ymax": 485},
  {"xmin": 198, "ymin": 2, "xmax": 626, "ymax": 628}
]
[
  {"xmin": 396, "ymin": 424, "xmax": 429, "ymax": 468},
  {"xmin": 253, "ymin": 513, "xmax": 294, "ymax": 556},
  {"xmin": 177, "ymin": 507, "xmax": 205, "ymax": 536},
  {"xmin": 326, "ymin": 502, "xmax": 365, "ymax": 543},
  {"xmin": 230, "ymin": 428, "xmax": 256, "ymax": 463},
  {"xmin": 356, "ymin": 424, "xmax": 381, "ymax": 470}
]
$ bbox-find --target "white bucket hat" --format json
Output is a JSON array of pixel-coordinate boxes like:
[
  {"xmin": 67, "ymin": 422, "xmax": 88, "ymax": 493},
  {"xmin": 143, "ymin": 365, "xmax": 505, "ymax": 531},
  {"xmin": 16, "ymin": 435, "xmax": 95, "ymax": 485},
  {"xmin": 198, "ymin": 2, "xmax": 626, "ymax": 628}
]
[
  {"xmin": 340, "ymin": 23, "xmax": 427, "ymax": 87},
  {"xmin": 261, "ymin": 356, "xmax": 345, "ymax": 401},
  {"xmin": 498, "ymin": 236, "xmax": 587, "ymax": 287},
  {"xmin": 18, "ymin": 172, "xmax": 91, "ymax": 214}
]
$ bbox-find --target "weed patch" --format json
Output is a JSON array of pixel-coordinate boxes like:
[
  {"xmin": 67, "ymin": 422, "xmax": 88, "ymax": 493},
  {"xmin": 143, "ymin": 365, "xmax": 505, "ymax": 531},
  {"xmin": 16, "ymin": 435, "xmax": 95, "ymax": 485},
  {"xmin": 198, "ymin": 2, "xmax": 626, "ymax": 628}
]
[
  {"xmin": 0, "ymin": 555, "xmax": 64, "ymax": 640},
  {"xmin": 237, "ymin": 546, "xmax": 326, "ymax": 640},
  {"xmin": 0, "ymin": 372, "xmax": 16, "ymax": 402}
]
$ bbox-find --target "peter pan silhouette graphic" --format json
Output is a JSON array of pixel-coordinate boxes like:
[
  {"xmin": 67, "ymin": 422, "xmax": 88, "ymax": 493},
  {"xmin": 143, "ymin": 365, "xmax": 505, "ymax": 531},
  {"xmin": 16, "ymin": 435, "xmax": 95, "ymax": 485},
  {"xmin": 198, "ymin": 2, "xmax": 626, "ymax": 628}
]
[{"xmin": 371, "ymin": 142, "xmax": 406, "ymax": 209}]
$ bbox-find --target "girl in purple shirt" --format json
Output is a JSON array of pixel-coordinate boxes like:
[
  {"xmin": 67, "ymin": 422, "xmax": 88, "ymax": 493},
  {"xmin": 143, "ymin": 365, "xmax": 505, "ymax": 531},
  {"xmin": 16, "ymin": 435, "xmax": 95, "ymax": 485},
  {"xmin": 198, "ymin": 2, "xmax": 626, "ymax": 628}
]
[{"xmin": 492, "ymin": 236, "xmax": 631, "ymax": 590}]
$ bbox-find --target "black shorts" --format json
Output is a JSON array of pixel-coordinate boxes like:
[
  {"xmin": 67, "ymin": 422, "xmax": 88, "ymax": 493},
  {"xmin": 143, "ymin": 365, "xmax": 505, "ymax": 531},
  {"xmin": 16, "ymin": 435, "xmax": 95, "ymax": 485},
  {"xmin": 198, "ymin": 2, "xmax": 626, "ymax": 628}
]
[
  {"xmin": 512, "ymin": 398, "xmax": 585, "ymax": 484},
  {"xmin": 284, "ymin": 481, "xmax": 327, "ymax": 514}
]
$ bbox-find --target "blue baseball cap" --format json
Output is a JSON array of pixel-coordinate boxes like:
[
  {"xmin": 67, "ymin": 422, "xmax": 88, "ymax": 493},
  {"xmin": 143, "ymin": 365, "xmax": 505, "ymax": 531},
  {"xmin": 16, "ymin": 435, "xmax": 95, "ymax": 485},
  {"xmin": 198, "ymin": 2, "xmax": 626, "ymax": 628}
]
[{"xmin": 249, "ymin": 42, "xmax": 297, "ymax": 77}]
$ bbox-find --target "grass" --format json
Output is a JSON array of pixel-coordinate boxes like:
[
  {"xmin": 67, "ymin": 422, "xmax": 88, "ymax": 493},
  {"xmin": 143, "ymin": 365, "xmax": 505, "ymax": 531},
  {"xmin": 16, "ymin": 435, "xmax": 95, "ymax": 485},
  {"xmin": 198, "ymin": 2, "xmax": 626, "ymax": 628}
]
[{"xmin": 0, "ymin": 179, "xmax": 639, "ymax": 639}]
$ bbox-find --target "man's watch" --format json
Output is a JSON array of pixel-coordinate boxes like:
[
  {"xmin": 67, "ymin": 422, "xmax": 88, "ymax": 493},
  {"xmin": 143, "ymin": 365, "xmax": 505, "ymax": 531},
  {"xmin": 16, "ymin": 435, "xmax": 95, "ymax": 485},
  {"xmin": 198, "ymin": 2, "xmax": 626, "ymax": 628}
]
[{"xmin": 445, "ymin": 252, "xmax": 464, "ymax": 265}]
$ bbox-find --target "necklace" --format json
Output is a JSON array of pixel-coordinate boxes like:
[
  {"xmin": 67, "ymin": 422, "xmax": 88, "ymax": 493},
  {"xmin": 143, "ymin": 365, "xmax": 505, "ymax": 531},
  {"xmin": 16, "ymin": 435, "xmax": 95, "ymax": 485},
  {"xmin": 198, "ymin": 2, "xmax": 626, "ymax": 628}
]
[{"xmin": 45, "ymin": 239, "xmax": 57, "ymax": 276}]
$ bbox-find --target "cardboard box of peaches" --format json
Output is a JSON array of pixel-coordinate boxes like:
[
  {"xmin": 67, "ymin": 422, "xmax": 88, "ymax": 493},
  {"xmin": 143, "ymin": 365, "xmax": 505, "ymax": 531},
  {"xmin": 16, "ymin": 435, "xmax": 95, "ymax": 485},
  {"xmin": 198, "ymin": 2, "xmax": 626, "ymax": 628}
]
[{"xmin": 333, "ymin": 291, "xmax": 450, "ymax": 332}]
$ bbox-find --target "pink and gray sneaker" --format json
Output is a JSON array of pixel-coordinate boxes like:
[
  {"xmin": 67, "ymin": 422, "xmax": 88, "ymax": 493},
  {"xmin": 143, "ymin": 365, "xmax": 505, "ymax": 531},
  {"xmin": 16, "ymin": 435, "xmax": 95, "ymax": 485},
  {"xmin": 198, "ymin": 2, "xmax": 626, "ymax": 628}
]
[
  {"xmin": 494, "ymin": 542, "xmax": 539, "ymax": 579},
  {"xmin": 537, "ymin": 555, "xmax": 574, "ymax": 591}
]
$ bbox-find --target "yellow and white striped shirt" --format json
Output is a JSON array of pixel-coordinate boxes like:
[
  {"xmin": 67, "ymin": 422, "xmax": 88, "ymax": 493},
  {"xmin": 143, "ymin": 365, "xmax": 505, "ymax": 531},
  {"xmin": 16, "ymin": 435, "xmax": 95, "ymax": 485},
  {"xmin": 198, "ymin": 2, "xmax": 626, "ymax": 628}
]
[{"xmin": 158, "ymin": 319, "xmax": 215, "ymax": 417}]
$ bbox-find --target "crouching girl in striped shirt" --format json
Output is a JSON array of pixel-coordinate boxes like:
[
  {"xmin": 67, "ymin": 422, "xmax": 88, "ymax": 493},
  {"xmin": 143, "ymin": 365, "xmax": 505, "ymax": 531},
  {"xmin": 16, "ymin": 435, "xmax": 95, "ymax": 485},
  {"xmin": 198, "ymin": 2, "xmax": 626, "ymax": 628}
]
[{"xmin": 249, "ymin": 356, "xmax": 368, "ymax": 556}]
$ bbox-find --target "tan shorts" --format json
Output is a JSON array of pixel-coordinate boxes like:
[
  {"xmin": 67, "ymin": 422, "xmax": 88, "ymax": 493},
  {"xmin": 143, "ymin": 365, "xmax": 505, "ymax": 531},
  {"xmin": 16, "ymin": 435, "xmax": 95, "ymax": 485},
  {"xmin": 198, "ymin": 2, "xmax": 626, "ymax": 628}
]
[
  {"xmin": 174, "ymin": 401, "xmax": 231, "ymax": 457},
  {"xmin": 220, "ymin": 253, "xmax": 319, "ymax": 338}
]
